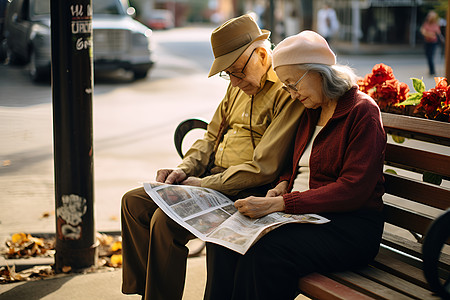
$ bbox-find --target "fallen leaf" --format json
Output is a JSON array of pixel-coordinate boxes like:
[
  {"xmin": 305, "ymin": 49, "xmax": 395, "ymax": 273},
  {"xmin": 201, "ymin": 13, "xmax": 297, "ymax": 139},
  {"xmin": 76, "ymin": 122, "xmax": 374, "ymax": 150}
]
[
  {"xmin": 110, "ymin": 241, "xmax": 122, "ymax": 252},
  {"xmin": 62, "ymin": 266, "xmax": 72, "ymax": 273},
  {"xmin": 110, "ymin": 254, "xmax": 122, "ymax": 267}
]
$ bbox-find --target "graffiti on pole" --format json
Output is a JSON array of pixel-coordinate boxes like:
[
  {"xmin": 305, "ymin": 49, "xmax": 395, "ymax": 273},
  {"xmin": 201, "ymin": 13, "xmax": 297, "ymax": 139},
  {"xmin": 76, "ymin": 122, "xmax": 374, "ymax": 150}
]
[
  {"xmin": 56, "ymin": 194, "xmax": 88, "ymax": 240},
  {"xmin": 70, "ymin": 4, "xmax": 93, "ymax": 52}
]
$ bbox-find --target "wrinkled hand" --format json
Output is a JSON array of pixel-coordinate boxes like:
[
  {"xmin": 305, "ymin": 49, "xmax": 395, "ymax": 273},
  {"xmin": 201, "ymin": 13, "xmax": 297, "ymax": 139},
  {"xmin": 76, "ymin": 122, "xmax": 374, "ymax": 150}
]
[
  {"xmin": 266, "ymin": 180, "xmax": 289, "ymax": 197},
  {"xmin": 156, "ymin": 168, "xmax": 187, "ymax": 184},
  {"xmin": 234, "ymin": 196, "xmax": 285, "ymax": 219},
  {"xmin": 181, "ymin": 176, "xmax": 201, "ymax": 187}
]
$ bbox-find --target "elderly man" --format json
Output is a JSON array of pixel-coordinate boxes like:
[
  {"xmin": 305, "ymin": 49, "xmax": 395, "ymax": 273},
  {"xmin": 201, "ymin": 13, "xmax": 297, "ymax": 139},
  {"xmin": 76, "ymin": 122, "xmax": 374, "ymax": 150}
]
[{"xmin": 121, "ymin": 14, "xmax": 304, "ymax": 300}]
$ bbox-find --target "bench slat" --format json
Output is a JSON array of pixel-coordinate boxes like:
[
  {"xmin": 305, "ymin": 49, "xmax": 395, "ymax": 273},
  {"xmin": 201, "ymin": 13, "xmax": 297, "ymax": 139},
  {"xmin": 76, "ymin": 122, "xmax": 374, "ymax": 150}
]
[
  {"xmin": 382, "ymin": 231, "xmax": 450, "ymax": 271},
  {"xmin": 298, "ymin": 273, "xmax": 374, "ymax": 300},
  {"xmin": 373, "ymin": 247, "xmax": 429, "ymax": 289},
  {"xmin": 383, "ymin": 203, "xmax": 435, "ymax": 237},
  {"xmin": 355, "ymin": 265, "xmax": 438, "ymax": 300},
  {"xmin": 381, "ymin": 113, "xmax": 450, "ymax": 146},
  {"xmin": 385, "ymin": 143, "xmax": 450, "ymax": 178},
  {"xmin": 328, "ymin": 271, "xmax": 416, "ymax": 300},
  {"xmin": 384, "ymin": 173, "xmax": 450, "ymax": 210}
]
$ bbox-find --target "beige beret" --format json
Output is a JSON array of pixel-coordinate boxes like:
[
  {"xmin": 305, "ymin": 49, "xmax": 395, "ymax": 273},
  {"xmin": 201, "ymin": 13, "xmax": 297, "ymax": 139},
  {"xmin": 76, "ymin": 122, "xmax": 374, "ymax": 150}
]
[{"xmin": 273, "ymin": 30, "xmax": 336, "ymax": 68}]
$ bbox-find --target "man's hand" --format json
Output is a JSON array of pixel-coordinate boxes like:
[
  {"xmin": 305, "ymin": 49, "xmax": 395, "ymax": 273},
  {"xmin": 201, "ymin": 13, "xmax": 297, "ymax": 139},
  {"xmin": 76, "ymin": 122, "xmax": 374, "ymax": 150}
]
[
  {"xmin": 156, "ymin": 168, "xmax": 187, "ymax": 184},
  {"xmin": 234, "ymin": 196, "xmax": 285, "ymax": 219},
  {"xmin": 181, "ymin": 177, "xmax": 202, "ymax": 187},
  {"xmin": 266, "ymin": 180, "xmax": 289, "ymax": 197}
]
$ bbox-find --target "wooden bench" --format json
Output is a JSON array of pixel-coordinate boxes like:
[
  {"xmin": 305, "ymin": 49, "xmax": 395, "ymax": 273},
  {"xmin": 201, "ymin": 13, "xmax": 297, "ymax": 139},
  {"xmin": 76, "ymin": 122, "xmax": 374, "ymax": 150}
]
[{"xmin": 174, "ymin": 113, "xmax": 450, "ymax": 299}]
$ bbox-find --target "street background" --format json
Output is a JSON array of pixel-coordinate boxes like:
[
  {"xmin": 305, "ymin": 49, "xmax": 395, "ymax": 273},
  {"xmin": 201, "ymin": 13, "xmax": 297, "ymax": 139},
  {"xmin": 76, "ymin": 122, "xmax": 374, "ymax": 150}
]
[{"xmin": 0, "ymin": 25, "xmax": 447, "ymax": 299}]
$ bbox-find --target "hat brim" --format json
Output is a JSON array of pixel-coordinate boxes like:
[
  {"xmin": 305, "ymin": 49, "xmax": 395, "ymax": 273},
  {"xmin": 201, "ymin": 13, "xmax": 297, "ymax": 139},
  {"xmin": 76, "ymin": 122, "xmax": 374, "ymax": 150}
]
[{"xmin": 208, "ymin": 30, "xmax": 270, "ymax": 78}]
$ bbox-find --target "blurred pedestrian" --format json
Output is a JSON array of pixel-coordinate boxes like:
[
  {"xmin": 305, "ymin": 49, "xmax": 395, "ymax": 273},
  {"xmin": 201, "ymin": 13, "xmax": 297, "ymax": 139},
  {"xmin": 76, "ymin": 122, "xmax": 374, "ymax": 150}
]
[
  {"xmin": 439, "ymin": 17, "xmax": 446, "ymax": 58},
  {"xmin": 420, "ymin": 10, "xmax": 443, "ymax": 76},
  {"xmin": 317, "ymin": 1, "xmax": 339, "ymax": 43}
]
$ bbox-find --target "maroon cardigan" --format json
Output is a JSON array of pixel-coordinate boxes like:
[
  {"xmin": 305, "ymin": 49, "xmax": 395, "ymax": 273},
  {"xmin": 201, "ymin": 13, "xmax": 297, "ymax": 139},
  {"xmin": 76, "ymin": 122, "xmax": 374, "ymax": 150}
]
[{"xmin": 280, "ymin": 87, "xmax": 386, "ymax": 214}]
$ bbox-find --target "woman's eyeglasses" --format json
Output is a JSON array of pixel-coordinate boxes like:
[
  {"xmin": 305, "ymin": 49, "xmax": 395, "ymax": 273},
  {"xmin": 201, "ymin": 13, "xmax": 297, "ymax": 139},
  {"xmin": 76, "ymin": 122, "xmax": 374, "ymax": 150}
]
[{"xmin": 282, "ymin": 70, "xmax": 310, "ymax": 92}]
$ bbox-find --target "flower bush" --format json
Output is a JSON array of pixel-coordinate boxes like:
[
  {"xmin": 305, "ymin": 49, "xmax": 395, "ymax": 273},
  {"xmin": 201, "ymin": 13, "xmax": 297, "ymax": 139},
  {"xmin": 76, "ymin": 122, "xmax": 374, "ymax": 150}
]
[{"xmin": 358, "ymin": 63, "xmax": 449, "ymax": 122}]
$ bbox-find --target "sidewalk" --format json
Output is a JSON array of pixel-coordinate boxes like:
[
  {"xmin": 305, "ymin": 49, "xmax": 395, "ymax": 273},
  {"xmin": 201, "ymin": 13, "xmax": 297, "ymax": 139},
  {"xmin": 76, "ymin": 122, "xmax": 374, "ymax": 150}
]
[
  {"xmin": 0, "ymin": 253, "xmax": 207, "ymax": 300},
  {"xmin": 333, "ymin": 40, "xmax": 425, "ymax": 56}
]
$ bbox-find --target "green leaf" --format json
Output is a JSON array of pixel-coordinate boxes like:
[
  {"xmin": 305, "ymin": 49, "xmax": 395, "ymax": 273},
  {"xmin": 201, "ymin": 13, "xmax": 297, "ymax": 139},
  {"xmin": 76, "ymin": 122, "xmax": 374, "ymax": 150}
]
[
  {"xmin": 385, "ymin": 169, "xmax": 398, "ymax": 175},
  {"xmin": 391, "ymin": 134, "xmax": 405, "ymax": 143},
  {"xmin": 411, "ymin": 78, "xmax": 426, "ymax": 93},
  {"xmin": 397, "ymin": 93, "xmax": 422, "ymax": 106}
]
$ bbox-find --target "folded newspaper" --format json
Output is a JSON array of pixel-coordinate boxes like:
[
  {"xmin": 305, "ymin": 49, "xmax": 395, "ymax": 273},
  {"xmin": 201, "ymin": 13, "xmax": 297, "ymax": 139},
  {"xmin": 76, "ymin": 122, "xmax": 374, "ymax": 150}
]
[{"xmin": 144, "ymin": 182, "xmax": 330, "ymax": 255}]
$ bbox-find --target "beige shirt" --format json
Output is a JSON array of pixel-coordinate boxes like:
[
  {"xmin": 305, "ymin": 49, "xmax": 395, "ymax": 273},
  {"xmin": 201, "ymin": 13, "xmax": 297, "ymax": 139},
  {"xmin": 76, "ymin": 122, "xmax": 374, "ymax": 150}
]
[
  {"xmin": 293, "ymin": 125, "xmax": 323, "ymax": 192},
  {"xmin": 178, "ymin": 68, "xmax": 305, "ymax": 196}
]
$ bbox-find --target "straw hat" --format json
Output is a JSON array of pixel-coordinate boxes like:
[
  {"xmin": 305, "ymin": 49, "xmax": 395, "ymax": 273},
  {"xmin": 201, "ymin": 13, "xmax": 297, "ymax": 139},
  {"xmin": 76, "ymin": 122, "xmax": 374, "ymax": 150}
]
[
  {"xmin": 208, "ymin": 14, "xmax": 270, "ymax": 77},
  {"xmin": 273, "ymin": 30, "xmax": 336, "ymax": 68}
]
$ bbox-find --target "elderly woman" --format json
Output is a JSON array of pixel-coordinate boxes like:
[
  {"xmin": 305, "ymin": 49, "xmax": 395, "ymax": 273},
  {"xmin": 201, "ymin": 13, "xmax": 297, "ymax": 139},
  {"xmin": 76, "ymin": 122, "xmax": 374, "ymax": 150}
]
[{"xmin": 204, "ymin": 31, "xmax": 386, "ymax": 300}]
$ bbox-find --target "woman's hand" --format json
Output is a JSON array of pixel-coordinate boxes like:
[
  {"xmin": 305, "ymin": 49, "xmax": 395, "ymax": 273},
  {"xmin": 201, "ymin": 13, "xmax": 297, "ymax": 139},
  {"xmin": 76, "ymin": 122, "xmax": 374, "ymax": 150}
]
[
  {"xmin": 266, "ymin": 181, "xmax": 289, "ymax": 197},
  {"xmin": 181, "ymin": 177, "xmax": 202, "ymax": 187},
  {"xmin": 234, "ymin": 196, "xmax": 285, "ymax": 219}
]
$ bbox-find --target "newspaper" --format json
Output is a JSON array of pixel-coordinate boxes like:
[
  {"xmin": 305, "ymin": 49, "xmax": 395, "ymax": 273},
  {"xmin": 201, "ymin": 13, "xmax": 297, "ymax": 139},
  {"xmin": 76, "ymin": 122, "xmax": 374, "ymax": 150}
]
[{"xmin": 143, "ymin": 182, "xmax": 330, "ymax": 255}]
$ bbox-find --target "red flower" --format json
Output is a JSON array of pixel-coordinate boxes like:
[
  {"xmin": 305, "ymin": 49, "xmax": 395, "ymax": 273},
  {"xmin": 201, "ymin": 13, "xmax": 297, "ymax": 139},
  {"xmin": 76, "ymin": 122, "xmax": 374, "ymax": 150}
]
[
  {"xmin": 357, "ymin": 64, "xmax": 409, "ymax": 109},
  {"xmin": 417, "ymin": 77, "xmax": 449, "ymax": 120},
  {"xmin": 433, "ymin": 77, "xmax": 449, "ymax": 107},
  {"xmin": 398, "ymin": 82, "xmax": 410, "ymax": 101},
  {"xmin": 419, "ymin": 91, "xmax": 442, "ymax": 115},
  {"xmin": 434, "ymin": 77, "xmax": 447, "ymax": 90},
  {"xmin": 369, "ymin": 63, "xmax": 395, "ymax": 86}
]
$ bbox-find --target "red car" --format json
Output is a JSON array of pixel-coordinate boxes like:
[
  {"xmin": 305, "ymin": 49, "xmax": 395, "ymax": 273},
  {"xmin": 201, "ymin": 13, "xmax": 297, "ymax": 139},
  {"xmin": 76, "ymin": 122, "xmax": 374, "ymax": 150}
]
[{"xmin": 146, "ymin": 9, "xmax": 174, "ymax": 30}]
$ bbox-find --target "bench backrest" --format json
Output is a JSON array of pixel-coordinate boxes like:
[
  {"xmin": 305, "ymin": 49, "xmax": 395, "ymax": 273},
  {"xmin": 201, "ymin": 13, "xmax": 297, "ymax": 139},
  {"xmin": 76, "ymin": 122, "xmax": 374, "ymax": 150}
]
[{"xmin": 380, "ymin": 112, "xmax": 450, "ymax": 255}]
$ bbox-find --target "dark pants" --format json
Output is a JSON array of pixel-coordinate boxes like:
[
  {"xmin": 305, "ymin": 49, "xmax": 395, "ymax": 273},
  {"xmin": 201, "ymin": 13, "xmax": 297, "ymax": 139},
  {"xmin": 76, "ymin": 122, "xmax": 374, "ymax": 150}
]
[
  {"xmin": 425, "ymin": 41, "xmax": 439, "ymax": 75},
  {"xmin": 204, "ymin": 210, "xmax": 384, "ymax": 300},
  {"xmin": 121, "ymin": 187, "xmax": 196, "ymax": 300}
]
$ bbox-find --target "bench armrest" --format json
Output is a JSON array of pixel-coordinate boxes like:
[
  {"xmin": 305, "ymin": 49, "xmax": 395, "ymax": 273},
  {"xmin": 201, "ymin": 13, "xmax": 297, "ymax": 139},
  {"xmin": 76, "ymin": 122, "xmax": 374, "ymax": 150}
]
[
  {"xmin": 422, "ymin": 208, "xmax": 450, "ymax": 299},
  {"xmin": 174, "ymin": 118, "xmax": 208, "ymax": 158}
]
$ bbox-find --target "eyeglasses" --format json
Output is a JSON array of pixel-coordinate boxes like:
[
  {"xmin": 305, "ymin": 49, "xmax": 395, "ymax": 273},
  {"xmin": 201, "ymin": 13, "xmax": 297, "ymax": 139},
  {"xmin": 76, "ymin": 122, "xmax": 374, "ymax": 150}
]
[
  {"xmin": 219, "ymin": 48, "xmax": 257, "ymax": 80},
  {"xmin": 282, "ymin": 70, "xmax": 310, "ymax": 92}
]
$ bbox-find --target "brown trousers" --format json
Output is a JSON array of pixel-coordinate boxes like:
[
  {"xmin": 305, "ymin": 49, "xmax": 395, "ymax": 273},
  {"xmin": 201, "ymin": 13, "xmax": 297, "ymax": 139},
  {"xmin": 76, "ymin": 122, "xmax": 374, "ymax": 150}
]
[{"xmin": 121, "ymin": 187, "xmax": 195, "ymax": 300}]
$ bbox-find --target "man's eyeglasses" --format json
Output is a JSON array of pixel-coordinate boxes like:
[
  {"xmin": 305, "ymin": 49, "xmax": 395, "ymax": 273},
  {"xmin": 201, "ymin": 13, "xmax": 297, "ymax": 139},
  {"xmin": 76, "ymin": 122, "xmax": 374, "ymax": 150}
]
[
  {"xmin": 282, "ymin": 70, "xmax": 310, "ymax": 92},
  {"xmin": 219, "ymin": 48, "xmax": 257, "ymax": 80}
]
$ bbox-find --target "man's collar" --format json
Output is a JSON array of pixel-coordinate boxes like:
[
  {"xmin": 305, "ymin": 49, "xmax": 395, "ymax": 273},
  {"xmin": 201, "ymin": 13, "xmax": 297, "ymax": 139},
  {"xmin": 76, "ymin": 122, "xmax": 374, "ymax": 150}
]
[{"xmin": 265, "ymin": 67, "xmax": 278, "ymax": 83}]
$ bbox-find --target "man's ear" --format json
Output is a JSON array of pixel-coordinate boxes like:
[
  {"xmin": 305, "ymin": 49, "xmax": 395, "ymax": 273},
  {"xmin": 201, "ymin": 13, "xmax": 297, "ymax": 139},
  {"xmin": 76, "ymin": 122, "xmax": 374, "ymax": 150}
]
[{"xmin": 256, "ymin": 47, "xmax": 269, "ymax": 65}]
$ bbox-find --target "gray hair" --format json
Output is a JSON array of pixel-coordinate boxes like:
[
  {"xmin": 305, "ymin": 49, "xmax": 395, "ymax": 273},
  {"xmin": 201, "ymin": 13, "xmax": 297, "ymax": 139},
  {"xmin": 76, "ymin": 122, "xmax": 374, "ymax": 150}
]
[
  {"xmin": 248, "ymin": 39, "xmax": 272, "ymax": 53},
  {"xmin": 296, "ymin": 63, "xmax": 357, "ymax": 99},
  {"xmin": 240, "ymin": 39, "xmax": 273, "ymax": 65}
]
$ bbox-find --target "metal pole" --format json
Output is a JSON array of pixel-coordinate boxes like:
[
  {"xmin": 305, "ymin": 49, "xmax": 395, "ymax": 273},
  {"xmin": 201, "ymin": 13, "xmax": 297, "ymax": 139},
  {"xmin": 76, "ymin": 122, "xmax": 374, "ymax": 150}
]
[
  {"xmin": 51, "ymin": 0, "xmax": 97, "ymax": 272},
  {"xmin": 409, "ymin": 4, "xmax": 416, "ymax": 47},
  {"xmin": 446, "ymin": 5, "xmax": 450, "ymax": 79},
  {"xmin": 351, "ymin": 0, "xmax": 360, "ymax": 51}
]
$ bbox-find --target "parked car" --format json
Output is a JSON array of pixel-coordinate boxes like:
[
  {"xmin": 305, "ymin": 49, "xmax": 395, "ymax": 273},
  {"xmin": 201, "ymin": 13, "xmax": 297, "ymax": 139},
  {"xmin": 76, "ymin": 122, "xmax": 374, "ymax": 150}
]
[
  {"xmin": 145, "ymin": 9, "xmax": 174, "ymax": 30},
  {"xmin": 3, "ymin": 0, "xmax": 155, "ymax": 82}
]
